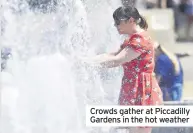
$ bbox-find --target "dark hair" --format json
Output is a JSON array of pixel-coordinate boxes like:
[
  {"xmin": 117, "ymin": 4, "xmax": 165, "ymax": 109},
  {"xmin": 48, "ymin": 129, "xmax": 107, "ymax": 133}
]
[{"xmin": 113, "ymin": 6, "xmax": 148, "ymax": 30}]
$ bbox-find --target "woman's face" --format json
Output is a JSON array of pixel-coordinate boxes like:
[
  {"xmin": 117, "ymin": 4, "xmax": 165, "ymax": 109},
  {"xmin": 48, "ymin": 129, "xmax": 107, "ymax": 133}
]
[{"xmin": 114, "ymin": 17, "xmax": 135, "ymax": 35}]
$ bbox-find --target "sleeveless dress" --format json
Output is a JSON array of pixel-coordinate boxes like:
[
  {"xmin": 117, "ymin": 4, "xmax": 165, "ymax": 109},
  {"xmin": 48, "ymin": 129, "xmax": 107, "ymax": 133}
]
[{"xmin": 118, "ymin": 33, "xmax": 163, "ymax": 106}]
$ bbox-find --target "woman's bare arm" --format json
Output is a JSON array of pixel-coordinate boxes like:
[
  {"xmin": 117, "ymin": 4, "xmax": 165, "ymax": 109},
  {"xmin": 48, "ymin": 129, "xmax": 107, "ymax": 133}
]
[
  {"xmin": 98, "ymin": 47, "xmax": 141, "ymax": 68},
  {"xmin": 83, "ymin": 48, "xmax": 122, "ymax": 63},
  {"xmin": 81, "ymin": 46, "xmax": 141, "ymax": 68}
]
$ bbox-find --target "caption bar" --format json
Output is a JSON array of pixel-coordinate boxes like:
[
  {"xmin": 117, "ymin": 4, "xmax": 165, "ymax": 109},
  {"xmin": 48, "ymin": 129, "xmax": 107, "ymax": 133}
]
[{"xmin": 86, "ymin": 105, "xmax": 193, "ymax": 127}]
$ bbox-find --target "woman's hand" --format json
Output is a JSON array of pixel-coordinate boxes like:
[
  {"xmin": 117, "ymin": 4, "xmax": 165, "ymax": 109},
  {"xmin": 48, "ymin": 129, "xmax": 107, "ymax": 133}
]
[{"xmin": 79, "ymin": 46, "xmax": 141, "ymax": 68}]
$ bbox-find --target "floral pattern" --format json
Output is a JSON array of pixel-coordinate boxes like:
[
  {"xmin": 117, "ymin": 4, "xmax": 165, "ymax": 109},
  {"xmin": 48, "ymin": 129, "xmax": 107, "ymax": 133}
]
[{"xmin": 119, "ymin": 34, "xmax": 163, "ymax": 106}]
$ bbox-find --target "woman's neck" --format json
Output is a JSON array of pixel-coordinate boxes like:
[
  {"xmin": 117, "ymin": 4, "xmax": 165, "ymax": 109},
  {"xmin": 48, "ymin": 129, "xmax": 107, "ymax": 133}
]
[{"xmin": 133, "ymin": 25, "xmax": 144, "ymax": 34}]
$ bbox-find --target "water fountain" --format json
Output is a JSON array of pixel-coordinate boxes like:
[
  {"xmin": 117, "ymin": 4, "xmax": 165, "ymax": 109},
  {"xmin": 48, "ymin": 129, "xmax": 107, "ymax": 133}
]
[{"xmin": 1, "ymin": 0, "xmax": 122, "ymax": 133}]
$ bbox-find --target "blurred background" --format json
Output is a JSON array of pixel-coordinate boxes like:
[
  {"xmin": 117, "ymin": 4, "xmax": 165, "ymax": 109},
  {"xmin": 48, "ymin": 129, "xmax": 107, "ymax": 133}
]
[{"xmin": 1, "ymin": 0, "xmax": 193, "ymax": 133}]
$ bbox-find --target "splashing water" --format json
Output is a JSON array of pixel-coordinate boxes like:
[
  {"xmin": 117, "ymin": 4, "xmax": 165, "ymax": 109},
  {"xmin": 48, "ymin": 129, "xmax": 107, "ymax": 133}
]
[
  {"xmin": 2, "ymin": 0, "xmax": 193, "ymax": 133},
  {"xmin": 1, "ymin": 0, "xmax": 124, "ymax": 133}
]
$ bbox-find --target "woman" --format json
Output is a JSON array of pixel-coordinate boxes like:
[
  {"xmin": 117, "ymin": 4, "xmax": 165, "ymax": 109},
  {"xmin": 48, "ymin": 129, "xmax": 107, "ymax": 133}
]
[
  {"xmin": 82, "ymin": 6, "xmax": 163, "ymax": 133},
  {"xmin": 154, "ymin": 43, "xmax": 186, "ymax": 101}
]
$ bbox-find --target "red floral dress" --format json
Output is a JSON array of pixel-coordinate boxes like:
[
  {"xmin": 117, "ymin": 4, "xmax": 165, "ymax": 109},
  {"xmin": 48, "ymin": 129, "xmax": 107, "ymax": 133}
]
[{"xmin": 118, "ymin": 33, "xmax": 163, "ymax": 106}]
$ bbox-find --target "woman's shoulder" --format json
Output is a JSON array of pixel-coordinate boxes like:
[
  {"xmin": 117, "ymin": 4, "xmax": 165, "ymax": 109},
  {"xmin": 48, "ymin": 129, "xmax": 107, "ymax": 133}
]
[
  {"xmin": 129, "ymin": 33, "xmax": 143, "ymax": 41},
  {"xmin": 121, "ymin": 33, "xmax": 152, "ymax": 53},
  {"xmin": 129, "ymin": 32, "xmax": 153, "ymax": 43},
  {"xmin": 123, "ymin": 33, "xmax": 144, "ymax": 45},
  {"xmin": 121, "ymin": 34, "xmax": 142, "ymax": 48}
]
